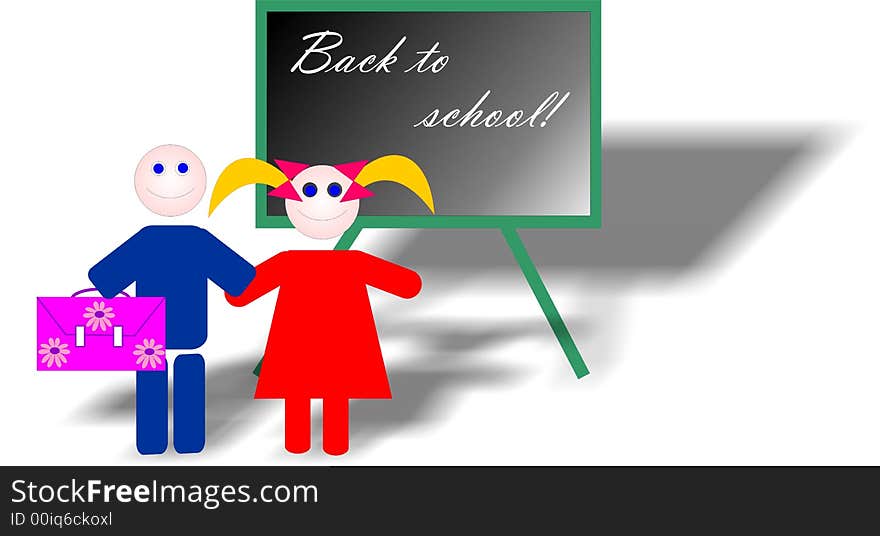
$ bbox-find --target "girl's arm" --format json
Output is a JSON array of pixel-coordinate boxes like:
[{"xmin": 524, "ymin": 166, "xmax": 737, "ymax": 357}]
[
  {"xmin": 225, "ymin": 253, "xmax": 286, "ymax": 307},
  {"xmin": 357, "ymin": 251, "xmax": 422, "ymax": 299}
]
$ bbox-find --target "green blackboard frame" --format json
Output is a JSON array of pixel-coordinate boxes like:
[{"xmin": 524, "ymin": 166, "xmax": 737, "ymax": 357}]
[
  {"xmin": 255, "ymin": 0, "xmax": 602, "ymax": 230},
  {"xmin": 253, "ymin": 0, "xmax": 601, "ymax": 378}
]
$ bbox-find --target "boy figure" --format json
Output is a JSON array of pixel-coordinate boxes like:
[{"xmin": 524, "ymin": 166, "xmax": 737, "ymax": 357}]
[{"xmin": 89, "ymin": 145, "xmax": 255, "ymax": 454}]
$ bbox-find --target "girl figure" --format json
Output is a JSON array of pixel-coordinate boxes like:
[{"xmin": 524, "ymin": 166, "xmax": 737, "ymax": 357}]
[{"xmin": 209, "ymin": 156, "xmax": 434, "ymax": 455}]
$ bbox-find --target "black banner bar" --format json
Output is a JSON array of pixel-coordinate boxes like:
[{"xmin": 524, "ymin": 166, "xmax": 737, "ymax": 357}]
[{"xmin": 2, "ymin": 466, "xmax": 877, "ymax": 532}]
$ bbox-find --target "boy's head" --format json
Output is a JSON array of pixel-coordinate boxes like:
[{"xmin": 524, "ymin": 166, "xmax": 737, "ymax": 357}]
[{"xmin": 134, "ymin": 144, "xmax": 206, "ymax": 217}]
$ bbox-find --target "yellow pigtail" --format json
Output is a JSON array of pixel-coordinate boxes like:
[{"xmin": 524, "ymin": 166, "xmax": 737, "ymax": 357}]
[
  {"xmin": 208, "ymin": 158, "xmax": 288, "ymax": 216},
  {"xmin": 355, "ymin": 155, "xmax": 435, "ymax": 214}
]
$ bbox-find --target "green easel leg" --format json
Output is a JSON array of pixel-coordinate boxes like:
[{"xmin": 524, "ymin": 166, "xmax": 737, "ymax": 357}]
[
  {"xmin": 252, "ymin": 221, "xmax": 364, "ymax": 377},
  {"xmin": 333, "ymin": 221, "xmax": 363, "ymax": 251},
  {"xmin": 501, "ymin": 227, "xmax": 589, "ymax": 378}
]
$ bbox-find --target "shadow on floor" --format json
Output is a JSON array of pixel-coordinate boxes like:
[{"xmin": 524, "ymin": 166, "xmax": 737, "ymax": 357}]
[
  {"xmin": 74, "ymin": 126, "xmax": 843, "ymax": 457},
  {"xmin": 73, "ymin": 355, "xmax": 265, "ymax": 453},
  {"xmin": 267, "ymin": 357, "xmax": 526, "ymax": 458}
]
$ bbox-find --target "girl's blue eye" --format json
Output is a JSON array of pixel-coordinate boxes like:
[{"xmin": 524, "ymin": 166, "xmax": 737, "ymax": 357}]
[
  {"xmin": 177, "ymin": 162, "xmax": 189, "ymax": 175},
  {"xmin": 302, "ymin": 182, "xmax": 318, "ymax": 197},
  {"xmin": 327, "ymin": 182, "xmax": 343, "ymax": 197},
  {"xmin": 152, "ymin": 162, "xmax": 164, "ymax": 175}
]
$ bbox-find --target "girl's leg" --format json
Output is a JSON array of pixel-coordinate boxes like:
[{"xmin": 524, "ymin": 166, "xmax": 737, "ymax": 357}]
[
  {"xmin": 285, "ymin": 398, "xmax": 311, "ymax": 454},
  {"xmin": 323, "ymin": 398, "xmax": 350, "ymax": 455}
]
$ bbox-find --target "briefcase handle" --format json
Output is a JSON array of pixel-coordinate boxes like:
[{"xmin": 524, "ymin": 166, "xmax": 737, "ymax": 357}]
[{"xmin": 71, "ymin": 287, "xmax": 132, "ymax": 298}]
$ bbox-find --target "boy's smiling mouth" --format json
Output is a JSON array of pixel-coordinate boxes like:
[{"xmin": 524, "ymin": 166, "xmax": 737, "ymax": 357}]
[{"xmin": 147, "ymin": 187, "xmax": 195, "ymax": 200}]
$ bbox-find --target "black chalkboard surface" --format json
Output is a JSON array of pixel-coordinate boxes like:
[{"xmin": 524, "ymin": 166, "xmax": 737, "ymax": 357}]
[{"xmin": 256, "ymin": 1, "xmax": 601, "ymax": 229}]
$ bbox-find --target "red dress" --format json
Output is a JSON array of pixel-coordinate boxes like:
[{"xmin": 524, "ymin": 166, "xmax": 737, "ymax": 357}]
[{"xmin": 226, "ymin": 250, "xmax": 421, "ymax": 400}]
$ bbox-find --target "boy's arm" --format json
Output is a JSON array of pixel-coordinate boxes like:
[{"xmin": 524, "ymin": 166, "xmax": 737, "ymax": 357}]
[
  {"xmin": 201, "ymin": 229, "xmax": 257, "ymax": 297},
  {"xmin": 225, "ymin": 253, "xmax": 285, "ymax": 307},
  {"xmin": 88, "ymin": 229, "xmax": 144, "ymax": 297}
]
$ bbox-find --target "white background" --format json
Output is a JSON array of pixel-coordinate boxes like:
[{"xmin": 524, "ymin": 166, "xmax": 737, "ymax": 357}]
[{"xmin": 1, "ymin": 0, "xmax": 878, "ymax": 465}]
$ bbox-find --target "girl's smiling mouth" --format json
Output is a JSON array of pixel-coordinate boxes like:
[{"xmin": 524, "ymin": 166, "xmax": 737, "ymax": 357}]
[{"xmin": 294, "ymin": 206, "xmax": 350, "ymax": 222}]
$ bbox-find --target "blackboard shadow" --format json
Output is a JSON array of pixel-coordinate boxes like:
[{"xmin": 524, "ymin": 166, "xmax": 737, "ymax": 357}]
[
  {"xmin": 521, "ymin": 126, "xmax": 839, "ymax": 277},
  {"xmin": 389, "ymin": 125, "xmax": 838, "ymax": 279},
  {"xmin": 372, "ymin": 125, "xmax": 840, "ymax": 379}
]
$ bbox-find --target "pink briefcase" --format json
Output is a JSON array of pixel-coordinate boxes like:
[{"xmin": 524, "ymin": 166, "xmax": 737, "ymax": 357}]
[{"xmin": 36, "ymin": 288, "xmax": 166, "ymax": 371}]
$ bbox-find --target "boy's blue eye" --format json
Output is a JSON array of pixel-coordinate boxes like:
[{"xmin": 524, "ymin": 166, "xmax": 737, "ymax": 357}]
[
  {"xmin": 152, "ymin": 162, "xmax": 164, "ymax": 175},
  {"xmin": 327, "ymin": 182, "xmax": 342, "ymax": 197},
  {"xmin": 177, "ymin": 162, "xmax": 189, "ymax": 174},
  {"xmin": 302, "ymin": 182, "xmax": 318, "ymax": 197}
]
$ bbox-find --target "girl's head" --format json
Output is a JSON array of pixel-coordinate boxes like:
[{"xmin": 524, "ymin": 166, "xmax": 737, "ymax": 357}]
[
  {"xmin": 209, "ymin": 155, "xmax": 434, "ymax": 239},
  {"xmin": 273, "ymin": 163, "xmax": 366, "ymax": 239}
]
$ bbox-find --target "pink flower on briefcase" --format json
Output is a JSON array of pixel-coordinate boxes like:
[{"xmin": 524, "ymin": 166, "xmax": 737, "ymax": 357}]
[{"xmin": 36, "ymin": 288, "xmax": 166, "ymax": 371}]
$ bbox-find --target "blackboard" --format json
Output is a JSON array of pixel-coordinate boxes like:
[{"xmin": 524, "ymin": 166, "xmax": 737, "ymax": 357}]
[{"xmin": 255, "ymin": 0, "xmax": 601, "ymax": 229}]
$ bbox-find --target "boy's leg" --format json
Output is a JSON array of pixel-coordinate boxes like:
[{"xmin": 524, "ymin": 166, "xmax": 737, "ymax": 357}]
[
  {"xmin": 285, "ymin": 398, "xmax": 311, "ymax": 454},
  {"xmin": 136, "ymin": 368, "xmax": 168, "ymax": 455},
  {"xmin": 323, "ymin": 398, "xmax": 350, "ymax": 456},
  {"xmin": 173, "ymin": 353, "xmax": 206, "ymax": 454}
]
